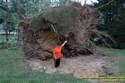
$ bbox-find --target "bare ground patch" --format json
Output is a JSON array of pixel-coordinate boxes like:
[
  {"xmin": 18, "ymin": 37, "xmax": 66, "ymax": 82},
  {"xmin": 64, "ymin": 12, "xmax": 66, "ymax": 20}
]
[{"xmin": 27, "ymin": 53, "xmax": 115, "ymax": 78}]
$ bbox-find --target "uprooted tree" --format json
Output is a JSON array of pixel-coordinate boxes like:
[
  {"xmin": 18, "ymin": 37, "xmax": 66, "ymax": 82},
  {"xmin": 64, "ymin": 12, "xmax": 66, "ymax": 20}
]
[{"xmin": 19, "ymin": 2, "xmax": 110, "ymax": 60}]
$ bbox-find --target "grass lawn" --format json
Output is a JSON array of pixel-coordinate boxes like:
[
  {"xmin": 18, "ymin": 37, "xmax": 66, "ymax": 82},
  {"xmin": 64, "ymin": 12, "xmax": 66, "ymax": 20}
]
[
  {"xmin": 0, "ymin": 46, "xmax": 125, "ymax": 83},
  {"xmin": 97, "ymin": 46, "xmax": 125, "ymax": 77},
  {"xmin": 97, "ymin": 46, "xmax": 125, "ymax": 56},
  {"xmin": 0, "ymin": 46, "xmax": 90, "ymax": 83},
  {"xmin": 0, "ymin": 35, "xmax": 125, "ymax": 83}
]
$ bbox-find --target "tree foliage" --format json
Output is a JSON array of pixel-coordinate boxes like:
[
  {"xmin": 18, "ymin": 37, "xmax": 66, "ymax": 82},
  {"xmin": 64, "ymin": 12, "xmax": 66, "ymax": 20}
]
[{"xmin": 95, "ymin": 0, "xmax": 125, "ymax": 48}]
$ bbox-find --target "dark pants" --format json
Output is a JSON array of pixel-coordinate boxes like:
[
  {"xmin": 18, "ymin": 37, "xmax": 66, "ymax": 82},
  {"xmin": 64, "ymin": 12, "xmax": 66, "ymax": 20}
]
[{"xmin": 54, "ymin": 59, "xmax": 60, "ymax": 67}]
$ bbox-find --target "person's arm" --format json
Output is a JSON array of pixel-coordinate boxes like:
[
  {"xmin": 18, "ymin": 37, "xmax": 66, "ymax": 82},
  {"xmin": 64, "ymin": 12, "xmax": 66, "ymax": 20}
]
[{"xmin": 61, "ymin": 41, "xmax": 67, "ymax": 48}]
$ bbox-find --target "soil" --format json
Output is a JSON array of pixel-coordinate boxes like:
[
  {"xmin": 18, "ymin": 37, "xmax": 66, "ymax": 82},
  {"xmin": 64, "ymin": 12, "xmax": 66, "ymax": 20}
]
[{"xmin": 27, "ymin": 53, "xmax": 115, "ymax": 82}]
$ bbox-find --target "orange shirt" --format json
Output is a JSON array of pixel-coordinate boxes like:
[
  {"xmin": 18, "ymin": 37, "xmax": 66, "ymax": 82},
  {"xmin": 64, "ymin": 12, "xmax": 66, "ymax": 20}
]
[{"xmin": 53, "ymin": 46, "xmax": 63, "ymax": 59}]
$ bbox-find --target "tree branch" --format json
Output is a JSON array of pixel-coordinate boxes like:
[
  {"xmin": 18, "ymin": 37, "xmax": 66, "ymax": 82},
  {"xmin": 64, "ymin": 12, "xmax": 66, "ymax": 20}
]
[
  {"xmin": 16, "ymin": 0, "xmax": 25, "ymax": 19},
  {"xmin": 0, "ymin": 5, "xmax": 8, "ymax": 11}
]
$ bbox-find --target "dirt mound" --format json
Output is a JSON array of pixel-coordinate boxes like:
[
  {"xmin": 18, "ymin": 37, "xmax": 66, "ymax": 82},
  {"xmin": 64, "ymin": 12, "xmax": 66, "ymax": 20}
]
[{"xmin": 27, "ymin": 53, "xmax": 114, "ymax": 79}]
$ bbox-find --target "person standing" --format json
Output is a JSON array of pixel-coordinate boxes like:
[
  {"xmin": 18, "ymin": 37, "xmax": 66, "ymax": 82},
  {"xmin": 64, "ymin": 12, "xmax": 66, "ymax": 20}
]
[{"xmin": 52, "ymin": 41, "xmax": 67, "ymax": 67}]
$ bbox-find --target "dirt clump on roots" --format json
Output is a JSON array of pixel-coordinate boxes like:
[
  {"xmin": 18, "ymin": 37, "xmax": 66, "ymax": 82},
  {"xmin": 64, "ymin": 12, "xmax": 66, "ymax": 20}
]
[{"xmin": 19, "ymin": 2, "xmax": 101, "ymax": 60}]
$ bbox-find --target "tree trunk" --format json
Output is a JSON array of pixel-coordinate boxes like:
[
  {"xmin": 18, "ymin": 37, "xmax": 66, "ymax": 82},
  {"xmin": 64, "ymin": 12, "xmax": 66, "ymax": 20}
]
[{"xmin": 5, "ymin": 30, "xmax": 9, "ymax": 42}]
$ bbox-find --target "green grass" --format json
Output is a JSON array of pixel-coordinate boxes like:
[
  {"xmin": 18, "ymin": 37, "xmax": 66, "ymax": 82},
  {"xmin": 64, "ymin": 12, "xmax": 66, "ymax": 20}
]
[
  {"xmin": 0, "ymin": 46, "xmax": 125, "ymax": 83},
  {"xmin": 0, "ymin": 35, "xmax": 125, "ymax": 83},
  {"xmin": 97, "ymin": 46, "xmax": 125, "ymax": 56},
  {"xmin": 0, "ymin": 46, "xmax": 90, "ymax": 83},
  {"xmin": 97, "ymin": 46, "xmax": 125, "ymax": 78}
]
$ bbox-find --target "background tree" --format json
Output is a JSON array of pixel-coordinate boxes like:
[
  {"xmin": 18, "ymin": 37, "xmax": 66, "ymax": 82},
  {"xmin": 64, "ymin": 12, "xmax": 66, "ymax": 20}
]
[
  {"xmin": 0, "ymin": 0, "xmax": 16, "ymax": 41},
  {"xmin": 0, "ymin": 0, "xmax": 53, "ymax": 41},
  {"xmin": 95, "ymin": 0, "xmax": 125, "ymax": 48}
]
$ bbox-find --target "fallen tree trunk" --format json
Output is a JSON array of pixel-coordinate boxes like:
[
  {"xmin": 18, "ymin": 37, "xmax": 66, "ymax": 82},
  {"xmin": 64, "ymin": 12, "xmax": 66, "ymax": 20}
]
[{"xmin": 19, "ymin": 2, "xmax": 103, "ymax": 60}]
